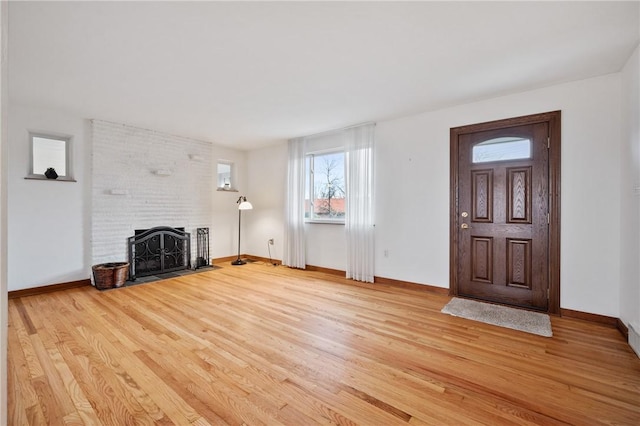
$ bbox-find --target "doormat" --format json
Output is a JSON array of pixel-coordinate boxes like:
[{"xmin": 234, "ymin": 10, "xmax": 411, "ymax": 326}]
[{"xmin": 441, "ymin": 297, "xmax": 552, "ymax": 337}]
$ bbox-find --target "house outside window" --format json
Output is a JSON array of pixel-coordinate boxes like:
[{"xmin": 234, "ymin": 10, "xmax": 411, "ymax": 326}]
[{"xmin": 305, "ymin": 150, "xmax": 345, "ymax": 223}]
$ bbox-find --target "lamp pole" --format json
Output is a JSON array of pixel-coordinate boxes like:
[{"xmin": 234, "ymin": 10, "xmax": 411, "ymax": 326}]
[
  {"xmin": 232, "ymin": 205, "xmax": 244, "ymax": 265},
  {"xmin": 232, "ymin": 196, "xmax": 252, "ymax": 265}
]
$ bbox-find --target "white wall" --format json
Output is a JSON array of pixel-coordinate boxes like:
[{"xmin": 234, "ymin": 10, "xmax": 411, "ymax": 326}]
[
  {"xmin": 1, "ymin": 0, "xmax": 9, "ymax": 420},
  {"xmin": 249, "ymin": 73, "xmax": 625, "ymax": 317},
  {"xmin": 245, "ymin": 143, "xmax": 287, "ymax": 261},
  {"xmin": 7, "ymin": 105, "xmax": 89, "ymax": 291},
  {"xmin": 375, "ymin": 74, "xmax": 623, "ymax": 319},
  {"xmin": 211, "ymin": 145, "xmax": 249, "ymax": 260},
  {"xmin": 374, "ymin": 113, "xmax": 450, "ymax": 286},
  {"xmin": 305, "ymin": 224, "xmax": 347, "ymax": 270},
  {"xmin": 620, "ymin": 44, "xmax": 640, "ymax": 331}
]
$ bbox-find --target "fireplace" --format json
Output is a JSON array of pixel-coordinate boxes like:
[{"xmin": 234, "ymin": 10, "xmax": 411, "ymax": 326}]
[{"xmin": 127, "ymin": 226, "xmax": 191, "ymax": 280}]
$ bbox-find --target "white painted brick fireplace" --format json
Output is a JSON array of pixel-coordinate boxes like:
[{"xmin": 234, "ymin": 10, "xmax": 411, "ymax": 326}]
[{"xmin": 91, "ymin": 120, "xmax": 212, "ymax": 267}]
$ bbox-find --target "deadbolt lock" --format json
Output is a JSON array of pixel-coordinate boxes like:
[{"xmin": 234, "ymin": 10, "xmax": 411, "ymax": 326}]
[{"xmin": 461, "ymin": 211, "xmax": 469, "ymax": 218}]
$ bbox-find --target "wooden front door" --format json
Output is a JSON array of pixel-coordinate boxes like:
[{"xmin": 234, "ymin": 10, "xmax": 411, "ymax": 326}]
[{"xmin": 450, "ymin": 112, "xmax": 561, "ymax": 313}]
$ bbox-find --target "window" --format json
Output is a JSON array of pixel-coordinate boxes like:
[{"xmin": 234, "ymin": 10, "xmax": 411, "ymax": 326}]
[
  {"xmin": 305, "ymin": 150, "xmax": 346, "ymax": 223},
  {"xmin": 472, "ymin": 137, "xmax": 531, "ymax": 163},
  {"xmin": 217, "ymin": 161, "xmax": 235, "ymax": 190},
  {"xmin": 29, "ymin": 132, "xmax": 72, "ymax": 180}
]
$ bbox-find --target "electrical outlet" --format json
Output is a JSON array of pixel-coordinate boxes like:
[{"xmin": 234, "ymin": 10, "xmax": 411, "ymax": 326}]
[{"xmin": 268, "ymin": 238, "xmax": 274, "ymax": 245}]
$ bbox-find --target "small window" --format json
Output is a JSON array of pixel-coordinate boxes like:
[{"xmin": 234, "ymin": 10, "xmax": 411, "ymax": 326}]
[
  {"xmin": 217, "ymin": 161, "xmax": 234, "ymax": 190},
  {"xmin": 305, "ymin": 150, "xmax": 346, "ymax": 223},
  {"xmin": 29, "ymin": 133, "xmax": 72, "ymax": 179},
  {"xmin": 472, "ymin": 137, "xmax": 531, "ymax": 163}
]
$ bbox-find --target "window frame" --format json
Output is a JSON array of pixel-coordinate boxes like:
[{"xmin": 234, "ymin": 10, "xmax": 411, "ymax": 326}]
[
  {"xmin": 26, "ymin": 131, "xmax": 75, "ymax": 181},
  {"xmin": 216, "ymin": 160, "xmax": 237, "ymax": 191},
  {"xmin": 305, "ymin": 149, "xmax": 346, "ymax": 225}
]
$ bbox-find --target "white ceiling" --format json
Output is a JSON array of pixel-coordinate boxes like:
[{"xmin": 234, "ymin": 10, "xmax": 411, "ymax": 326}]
[{"xmin": 8, "ymin": 1, "xmax": 640, "ymax": 150}]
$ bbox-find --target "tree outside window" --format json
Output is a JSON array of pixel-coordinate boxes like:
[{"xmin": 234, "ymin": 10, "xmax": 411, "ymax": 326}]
[{"xmin": 305, "ymin": 151, "xmax": 345, "ymax": 222}]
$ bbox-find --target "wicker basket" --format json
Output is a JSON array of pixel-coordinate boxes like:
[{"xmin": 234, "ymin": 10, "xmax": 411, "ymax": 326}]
[{"xmin": 92, "ymin": 262, "xmax": 129, "ymax": 290}]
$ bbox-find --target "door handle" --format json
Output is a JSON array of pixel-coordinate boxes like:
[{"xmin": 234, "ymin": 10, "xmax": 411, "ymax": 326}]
[{"xmin": 460, "ymin": 223, "xmax": 469, "ymax": 229}]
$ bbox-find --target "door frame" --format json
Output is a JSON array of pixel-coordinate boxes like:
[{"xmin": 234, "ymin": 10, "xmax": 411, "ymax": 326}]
[{"xmin": 449, "ymin": 111, "xmax": 561, "ymax": 315}]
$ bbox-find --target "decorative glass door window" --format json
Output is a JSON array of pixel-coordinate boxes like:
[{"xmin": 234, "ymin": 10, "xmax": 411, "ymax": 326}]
[{"xmin": 472, "ymin": 137, "xmax": 531, "ymax": 163}]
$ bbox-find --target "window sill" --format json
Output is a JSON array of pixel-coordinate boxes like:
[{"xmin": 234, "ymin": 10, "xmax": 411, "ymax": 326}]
[
  {"xmin": 305, "ymin": 220, "xmax": 345, "ymax": 225},
  {"xmin": 216, "ymin": 187, "xmax": 238, "ymax": 192},
  {"xmin": 25, "ymin": 175, "xmax": 77, "ymax": 182}
]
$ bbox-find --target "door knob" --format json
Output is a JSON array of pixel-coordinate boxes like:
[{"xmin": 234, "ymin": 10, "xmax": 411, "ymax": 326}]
[{"xmin": 460, "ymin": 223, "xmax": 469, "ymax": 229}]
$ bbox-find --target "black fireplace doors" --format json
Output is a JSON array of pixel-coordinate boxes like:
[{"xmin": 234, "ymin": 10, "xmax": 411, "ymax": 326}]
[{"xmin": 128, "ymin": 227, "xmax": 191, "ymax": 280}]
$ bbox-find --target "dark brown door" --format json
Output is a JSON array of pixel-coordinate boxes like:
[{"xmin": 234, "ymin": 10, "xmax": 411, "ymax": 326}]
[{"xmin": 455, "ymin": 122, "xmax": 549, "ymax": 310}]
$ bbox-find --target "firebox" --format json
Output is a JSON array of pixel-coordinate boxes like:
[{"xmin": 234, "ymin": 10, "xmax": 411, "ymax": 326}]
[{"xmin": 127, "ymin": 226, "xmax": 191, "ymax": 280}]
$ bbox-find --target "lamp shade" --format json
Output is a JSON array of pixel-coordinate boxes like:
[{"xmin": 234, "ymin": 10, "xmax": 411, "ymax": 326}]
[{"xmin": 239, "ymin": 200, "xmax": 253, "ymax": 210}]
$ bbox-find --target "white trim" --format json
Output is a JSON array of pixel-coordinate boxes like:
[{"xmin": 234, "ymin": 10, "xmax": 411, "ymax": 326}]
[
  {"xmin": 305, "ymin": 220, "xmax": 345, "ymax": 225},
  {"xmin": 305, "ymin": 150, "xmax": 346, "ymax": 224},
  {"xmin": 28, "ymin": 131, "xmax": 73, "ymax": 178}
]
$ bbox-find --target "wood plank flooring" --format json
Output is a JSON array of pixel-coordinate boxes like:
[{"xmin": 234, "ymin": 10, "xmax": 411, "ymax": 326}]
[{"xmin": 7, "ymin": 262, "xmax": 640, "ymax": 425}]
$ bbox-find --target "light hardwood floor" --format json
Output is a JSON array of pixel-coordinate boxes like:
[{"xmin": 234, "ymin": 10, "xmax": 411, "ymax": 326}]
[{"xmin": 8, "ymin": 262, "xmax": 640, "ymax": 425}]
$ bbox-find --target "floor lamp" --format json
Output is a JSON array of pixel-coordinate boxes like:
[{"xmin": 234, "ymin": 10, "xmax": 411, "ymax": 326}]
[{"xmin": 232, "ymin": 196, "xmax": 253, "ymax": 265}]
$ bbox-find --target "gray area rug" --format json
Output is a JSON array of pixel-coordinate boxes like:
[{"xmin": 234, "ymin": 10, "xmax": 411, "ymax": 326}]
[{"xmin": 441, "ymin": 297, "xmax": 552, "ymax": 337}]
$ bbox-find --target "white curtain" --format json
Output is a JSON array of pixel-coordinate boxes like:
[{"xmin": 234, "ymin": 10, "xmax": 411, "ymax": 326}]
[
  {"xmin": 283, "ymin": 137, "xmax": 306, "ymax": 268},
  {"xmin": 345, "ymin": 123, "xmax": 375, "ymax": 282}
]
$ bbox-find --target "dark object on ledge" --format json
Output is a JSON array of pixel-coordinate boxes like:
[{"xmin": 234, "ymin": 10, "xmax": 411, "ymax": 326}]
[
  {"xmin": 45, "ymin": 168, "xmax": 58, "ymax": 179},
  {"xmin": 92, "ymin": 262, "xmax": 129, "ymax": 290}
]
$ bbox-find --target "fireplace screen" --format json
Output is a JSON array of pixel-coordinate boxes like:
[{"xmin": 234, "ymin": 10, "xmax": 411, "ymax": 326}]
[{"xmin": 128, "ymin": 226, "xmax": 191, "ymax": 280}]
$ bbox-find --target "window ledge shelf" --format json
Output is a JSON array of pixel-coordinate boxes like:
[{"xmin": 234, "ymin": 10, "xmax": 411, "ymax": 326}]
[
  {"xmin": 217, "ymin": 188, "xmax": 238, "ymax": 192},
  {"xmin": 305, "ymin": 220, "xmax": 345, "ymax": 225},
  {"xmin": 25, "ymin": 175, "xmax": 77, "ymax": 182}
]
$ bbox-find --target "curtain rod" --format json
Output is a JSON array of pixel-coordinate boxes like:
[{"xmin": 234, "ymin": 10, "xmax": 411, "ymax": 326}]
[{"xmin": 295, "ymin": 121, "xmax": 376, "ymax": 140}]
